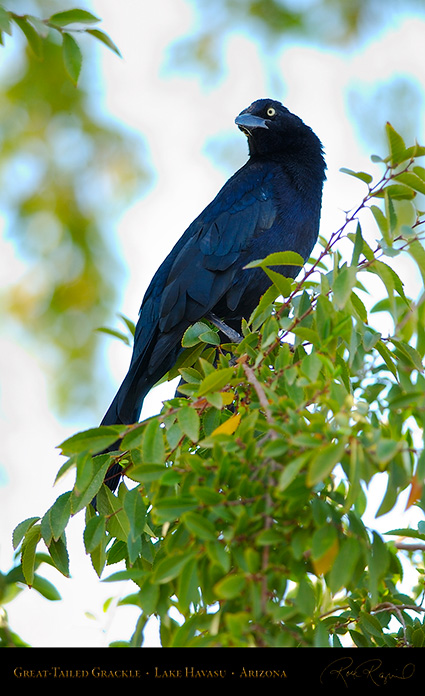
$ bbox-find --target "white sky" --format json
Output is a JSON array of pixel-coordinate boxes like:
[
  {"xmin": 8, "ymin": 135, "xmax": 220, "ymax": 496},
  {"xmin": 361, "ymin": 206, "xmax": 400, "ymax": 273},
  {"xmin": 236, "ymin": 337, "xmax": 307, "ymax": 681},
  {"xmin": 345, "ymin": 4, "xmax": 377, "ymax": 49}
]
[{"xmin": 1, "ymin": 1, "xmax": 425, "ymax": 647}]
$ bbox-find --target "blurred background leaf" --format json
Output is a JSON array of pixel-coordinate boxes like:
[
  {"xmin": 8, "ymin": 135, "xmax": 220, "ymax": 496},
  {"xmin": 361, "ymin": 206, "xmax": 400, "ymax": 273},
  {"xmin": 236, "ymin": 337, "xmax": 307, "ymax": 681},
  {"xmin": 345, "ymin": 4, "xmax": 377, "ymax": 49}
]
[{"xmin": 0, "ymin": 1, "xmax": 150, "ymax": 419}]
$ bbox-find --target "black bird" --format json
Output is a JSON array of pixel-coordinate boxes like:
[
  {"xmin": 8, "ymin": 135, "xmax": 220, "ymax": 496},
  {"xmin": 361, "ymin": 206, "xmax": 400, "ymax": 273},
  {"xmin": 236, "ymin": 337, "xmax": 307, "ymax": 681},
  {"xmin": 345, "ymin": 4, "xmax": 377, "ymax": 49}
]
[{"xmin": 100, "ymin": 98, "xmax": 326, "ymax": 492}]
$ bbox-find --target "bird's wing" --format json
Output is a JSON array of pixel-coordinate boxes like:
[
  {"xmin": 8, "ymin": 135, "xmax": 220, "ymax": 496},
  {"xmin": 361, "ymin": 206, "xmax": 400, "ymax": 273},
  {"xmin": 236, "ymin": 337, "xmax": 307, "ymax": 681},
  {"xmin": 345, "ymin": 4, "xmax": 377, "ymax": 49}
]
[
  {"xmin": 101, "ymin": 160, "xmax": 317, "ymax": 427},
  {"xmin": 155, "ymin": 163, "xmax": 279, "ymax": 334}
]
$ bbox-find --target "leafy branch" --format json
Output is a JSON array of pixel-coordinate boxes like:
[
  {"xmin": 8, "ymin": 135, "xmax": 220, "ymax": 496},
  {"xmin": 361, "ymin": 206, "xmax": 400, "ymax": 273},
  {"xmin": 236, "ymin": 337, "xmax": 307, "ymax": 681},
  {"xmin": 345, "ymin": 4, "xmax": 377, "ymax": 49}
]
[
  {"xmin": 11, "ymin": 122, "xmax": 425, "ymax": 647},
  {"xmin": 0, "ymin": 6, "xmax": 121, "ymax": 85}
]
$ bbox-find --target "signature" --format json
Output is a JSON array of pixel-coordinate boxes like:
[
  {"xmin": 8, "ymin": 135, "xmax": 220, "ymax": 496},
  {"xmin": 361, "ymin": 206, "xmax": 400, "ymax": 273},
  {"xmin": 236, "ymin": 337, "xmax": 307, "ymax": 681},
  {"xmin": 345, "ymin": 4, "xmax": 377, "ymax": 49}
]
[{"xmin": 320, "ymin": 657, "xmax": 415, "ymax": 687}]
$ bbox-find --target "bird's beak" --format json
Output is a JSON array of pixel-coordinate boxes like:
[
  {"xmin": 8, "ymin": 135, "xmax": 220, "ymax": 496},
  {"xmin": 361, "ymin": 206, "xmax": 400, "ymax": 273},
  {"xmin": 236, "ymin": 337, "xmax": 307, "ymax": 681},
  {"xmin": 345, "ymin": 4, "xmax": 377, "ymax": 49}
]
[{"xmin": 235, "ymin": 113, "xmax": 269, "ymax": 135}]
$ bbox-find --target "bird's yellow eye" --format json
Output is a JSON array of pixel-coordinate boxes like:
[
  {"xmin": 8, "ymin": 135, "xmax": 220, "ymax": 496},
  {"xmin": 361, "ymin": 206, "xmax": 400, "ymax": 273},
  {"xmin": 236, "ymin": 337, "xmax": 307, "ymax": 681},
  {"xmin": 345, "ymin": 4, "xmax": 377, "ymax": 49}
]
[{"xmin": 266, "ymin": 107, "xmax": 276, "ymax": 117}]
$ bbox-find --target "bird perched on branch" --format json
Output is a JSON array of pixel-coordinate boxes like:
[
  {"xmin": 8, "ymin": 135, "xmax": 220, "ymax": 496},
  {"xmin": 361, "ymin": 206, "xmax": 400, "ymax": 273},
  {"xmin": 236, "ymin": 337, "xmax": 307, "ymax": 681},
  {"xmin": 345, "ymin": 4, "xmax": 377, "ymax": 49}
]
[{"xmin": 100, "ymin": 98, "xmax": 326, "ymax": 493}]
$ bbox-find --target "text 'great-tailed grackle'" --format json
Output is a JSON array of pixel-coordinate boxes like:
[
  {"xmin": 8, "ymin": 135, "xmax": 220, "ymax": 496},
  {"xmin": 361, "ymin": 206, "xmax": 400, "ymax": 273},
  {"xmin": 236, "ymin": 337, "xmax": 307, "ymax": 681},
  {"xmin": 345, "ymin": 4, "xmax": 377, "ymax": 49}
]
[{"xmin": 100, "ymin": 98, "xmax": 326, "ymax": 493}]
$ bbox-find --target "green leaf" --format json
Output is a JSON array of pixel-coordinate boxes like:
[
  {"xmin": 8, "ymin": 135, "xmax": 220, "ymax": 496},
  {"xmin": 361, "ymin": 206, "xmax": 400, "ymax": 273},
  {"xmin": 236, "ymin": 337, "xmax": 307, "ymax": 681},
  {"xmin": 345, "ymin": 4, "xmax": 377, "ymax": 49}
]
[
  {"xmin": 384, "ymin": 188, "xmax": 397, "ymax": 238},
  {"xmin": 375, "ymin": 340, "xmax": 398, "ymax": 379},
  {"xmin": 311, "ymin": 526, "xmax": 337, "ymax": 561},
  {"xmin": 332, "ymin": 266, "xmax": 357, "ymax": 310},
  {"xmin": 363, "ymin": 328, "xmax": 381, "ymax": 352},
  {"xmin": 178, "ymin": 367, "xmax": 202, "ymax": 384},
  {"xmin": 198, "ymin": 329, "xmax": 221, "ymax": 345},
  {"xmin": 49, "ymin": 9, "xmax": 100, "ymax": 26},
  {"xmin": 404, "ymin": 144, "xmax": 425, "ymax": 159},
  {"xmin": 97, "ymin": 485, "xmax": 130, "ymax": 542},
  {"xmin": 177, "ymin": 557, "xmax": 200, "ymax": 614},
  {"xmin": 120, "ymin": 423, "xmax": 146, "ymax": 450},
  {"xmin": 62, "ymin": 32, "xmax": 82, "ymax": 85},
  {"xmin": 349, "ymin": 629, "xmax": 370, "ymax": 648},
  {"xmin": 370, "ymin": 204, "xmax": 388, "ymax": 237},
  {"xmin": 128, "ymin": 463, "xmax": 166, "ymax": 483},
  {"xmin": 375, "ymin": 438, "xmax": 401, "ymax": 464},
  {"xmin": 376, "ymin": 472, "xmax": 400, "ymax": 517},
  {"xmin": 255, "ymin": 528, "xmax": 284, "ymax": 546},
  {"xmin": 12, "ymin": 517, "xmax": 40, "ymax": 550},
  {"xmin": 214, "ymin": 574, "xmax": 246, "ymax": 599},
  {"xmin": 373, "ymin": 184, "xmax": 416, "ymax": 200},
  {"xmin": 262, "ymin": 267, "xmax": 292, "ymax": 297},
  {"xmin": 96, "ymin": 326, "xmax": 131, "ymax": 346},
  {"xmin": 142, "ymin": 419, "xmax": 165, "ymax": 463},
  {"xmin": 368, "ymin": 531, "xmax": 389, "ymax": 603},
  {"xmin": 26, "ymin": 15, "xmax": 49, "ymax": 38},
  {"xmin": 197, "ymin": 366, "xmax": 234, "ymax": 396},
  {"xmin": 395, "ymin": 171, "xmax": 425, "ymax": 195},
  {"xmin": 412, "ymin": 628, "xmax": 425, "ymax": 648},
  {"xmin": 86, "ymin": 28, "xmax": 122, "ymax": 56},
  {"xmin": 21, "ymin": 524, "xmax": 42, "ymax": 586},
  {"xmin": 48, "ymin": 534, "xmax": 70, "ymax": 577},
  {"xmin": 0, "ymin": 7, "xmax": 12, "ymax": 35},
  {"xmin": 168, "ymin": 343, "xmax": 207, "ymax": 379},
  {"xmin": 117, "ymin": 313, "xmax": 136, "ymax": 336},
  {"xmin": 385, "ymin": 527, "xmax": 425, "ymax": 541},
  {"xmin": 413, "ymin": 165, "xmax": 425, "ymax": 181},
  {"xmin": 262, "ymin": 438, "xmax": 288, "ymax": 458},
  {"xmin": 407, "ymin": 239, "xmax": 425, "ymax": 286},
  {"xmin": 296, "ymin": 578, "xmax": 316, "ymax": 616},
  {"xmin": 290, "ymin": 325, "xmax": 319, "ymax": 345},
  {"xmin": 248, "ymin": 284, "xmax": 280, "ymax": 328},
  {"xmin": 314, "ymin": 622, "xmax": 331, "ymax": 647},
  {"xmin": 369, "ymin": 259, "xmax": 407, "ymax": 306},
  {"xmin": 153, "ymin": 553, "xmax": 195, "ymax": 584},
  {"xmin": 245, "ymin": 250, "xmax": 304, "ymax": 269},
  {"xmin": 350, "ymin": 291, "xmax": 368, "ymax": 323},
  {"xmin": 153, "ymin": 496, "xmax": 198, "ymax": 523},
  {"xmin": 350, "ymin": 222, "xmax": 365, "ymax": 267},
  {"xmin": 192, "ymin": 487, "xmax": 222, "ymax": 505},
  {"xmin": 301, "ymin": 352, "xmax": 322, "ymax": 381},
  {"xmin": 328, "ymin": 537, "xmax": 361, "ymax": 594},
  {"xmin": 13, "ymin": 15, "xmax": 43, "ymax": 58},
  {"xmin": 123, "ymin": 486, "xmax": 146, "ymax": 540},
  {"xmin": 47, "ymin": 492, "xmax": 72, "ymax": 541},
  {"xmin": 307, "ymin": 439, "xmax": 346, "ymax": 486},
  {"xmin": 74, "ymin": 452, "xmax": 95, "ymax": 494},
  {"xmin": 59, "ymin": 426, "xmax": 122, "ymax": 455},
  {"xmin": 359, "ymin": 612, "xmax": 384, "ymax": 639},
  {"xmin": 31, "ymin": 575, "xmax": 62, "ymax": 602},
  {"xmin": 340, "ymin": 168, "xmax": 373, "ymax": 184},
  {"xmin": 102, "ymin": 568, "xmax": 148, "ymax": 583},
  {"xmin": 182, "ymin": 321, "xmax": 216, "ymax": 347},
  {"xmin": 177, "ymin": 405, "xmax": 200, "ymax": 442},
  {"xmin": 70, "ymin": 455, "xmax": 115, "ymax": 514},
  {"xmin": 391, "ymin": 338, "xmax": 423, "ymax": 372},
  {"xmin": 84, "ymin": 514, "xmax": 107, "ymax": 553},
  {"xmin": 183, "ymin": 511, "xmax": 216, "ymax": 541},
  {"xmin": 385, "ymin": 123, "xmax": 407, "ymax": 166},
  {"xmin": 206, "ymin": 541, "xmax": 231, "ymax": 572},
  {"xmin": 278, "ymin": 454, "xmax": 310, "ymax": 492},
  {"xmin": 89, "ymin": 531, "xmax": 108, "ymax": 578}
]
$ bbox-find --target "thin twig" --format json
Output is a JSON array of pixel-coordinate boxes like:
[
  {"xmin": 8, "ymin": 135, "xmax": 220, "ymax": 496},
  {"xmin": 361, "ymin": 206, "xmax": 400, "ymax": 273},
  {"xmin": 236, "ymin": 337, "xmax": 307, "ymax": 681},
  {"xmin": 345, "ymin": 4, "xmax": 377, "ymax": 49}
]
[
  {"xmin": 394, "ymin": 542, "xmax": 425, "ymax": 552},
  {"xmin": 207, "ymin": 312, "xmax": 243, "ymax": 343},
  {"xmin": 242, "ymin": 362, "xmax": 277, "ymax": 435},
  {"xmin": 241, "ymin": 360, "xmax": 280, "ymax": 612}
]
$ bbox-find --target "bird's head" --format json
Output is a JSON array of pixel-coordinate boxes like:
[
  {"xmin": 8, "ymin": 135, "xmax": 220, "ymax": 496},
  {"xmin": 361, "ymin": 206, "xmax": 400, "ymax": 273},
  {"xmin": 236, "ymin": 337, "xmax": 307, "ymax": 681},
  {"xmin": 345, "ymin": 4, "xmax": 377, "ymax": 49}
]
[{"xmin": 235, "ymin": 99, "xmax": 323, "ymax": 162}]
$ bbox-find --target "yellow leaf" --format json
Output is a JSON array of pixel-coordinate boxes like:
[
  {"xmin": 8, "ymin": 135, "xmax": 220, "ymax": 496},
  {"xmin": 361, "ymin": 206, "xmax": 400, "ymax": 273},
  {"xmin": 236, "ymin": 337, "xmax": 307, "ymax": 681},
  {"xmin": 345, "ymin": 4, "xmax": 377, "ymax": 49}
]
[
  {"xmin": 211, "ymin": 413, "xmax": 241, "ymax": 436},
  {"xmin": 221, "ymin": 392, "xmax": 235, "ymax": 406},
  {"xmin": 312, "ymin": 538, "xmax": 339, "ymax": 576},
  {"xmin": 406, "ymin": 475, "xmax": 423, "ymax": 510}
]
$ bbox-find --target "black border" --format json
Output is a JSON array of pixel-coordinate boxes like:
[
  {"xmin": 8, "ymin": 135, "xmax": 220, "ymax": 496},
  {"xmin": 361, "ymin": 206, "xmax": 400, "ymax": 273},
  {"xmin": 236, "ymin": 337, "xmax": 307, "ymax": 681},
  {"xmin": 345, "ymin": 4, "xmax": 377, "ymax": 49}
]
[{"xmin": 4, "ymin": 646, "xmax": 423, "ymax": 687}]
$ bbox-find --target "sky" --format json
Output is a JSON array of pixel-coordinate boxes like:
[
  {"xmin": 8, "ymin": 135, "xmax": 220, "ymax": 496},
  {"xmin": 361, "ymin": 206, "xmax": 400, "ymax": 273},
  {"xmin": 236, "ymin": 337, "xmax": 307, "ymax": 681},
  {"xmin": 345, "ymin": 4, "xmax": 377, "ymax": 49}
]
[{"xmin": 1, "ymin": 0, "xmax": 425, "ymax": 647}]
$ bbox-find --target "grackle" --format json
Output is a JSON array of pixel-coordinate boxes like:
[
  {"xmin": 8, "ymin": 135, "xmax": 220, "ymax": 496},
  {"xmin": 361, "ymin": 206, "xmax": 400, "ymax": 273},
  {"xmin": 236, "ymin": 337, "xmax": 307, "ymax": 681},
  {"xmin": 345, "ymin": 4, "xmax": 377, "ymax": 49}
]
[{"xmin": 99, "ymin": 98, "xmax": 326, "ymax": 493}]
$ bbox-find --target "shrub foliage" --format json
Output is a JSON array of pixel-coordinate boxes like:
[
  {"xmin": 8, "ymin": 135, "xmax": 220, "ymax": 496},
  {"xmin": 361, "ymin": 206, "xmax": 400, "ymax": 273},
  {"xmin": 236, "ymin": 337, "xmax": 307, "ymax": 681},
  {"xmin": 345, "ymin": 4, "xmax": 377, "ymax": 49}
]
[{"xmin": 13, "ymin": 124, "xmax": 425, "ymax": 647}]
